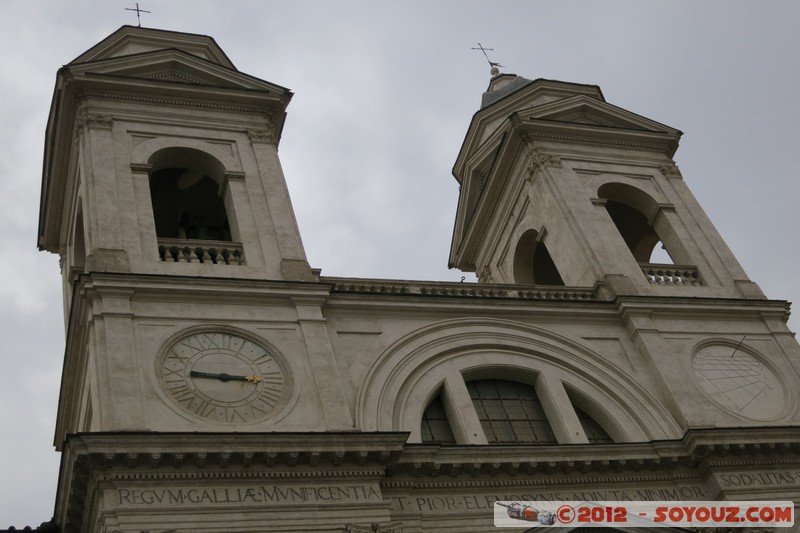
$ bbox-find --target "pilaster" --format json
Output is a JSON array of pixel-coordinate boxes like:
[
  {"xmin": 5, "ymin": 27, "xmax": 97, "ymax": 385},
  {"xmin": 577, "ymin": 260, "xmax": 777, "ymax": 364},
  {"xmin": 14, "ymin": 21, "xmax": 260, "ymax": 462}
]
[
  {"xmin": 293, "ymin": 296, "xmax": 355, "ymax": 429},
  {"xmin": 249, "ymin": 130, "xmax": 313, "ymax": 281},
  {"xmin": 91, "ymin": 287, "xmax": 144, "ymax": 430}
]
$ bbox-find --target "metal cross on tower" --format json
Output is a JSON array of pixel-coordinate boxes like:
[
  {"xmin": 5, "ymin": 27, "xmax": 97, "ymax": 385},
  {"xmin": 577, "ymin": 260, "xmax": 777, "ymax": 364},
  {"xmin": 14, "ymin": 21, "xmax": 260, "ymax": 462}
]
[
  {"xmin": 471, "ymin": 42, "xmax": 504, "ymax": 75},
  {"xmin": 125, "ymin": 3, "xmax": 151, "ymax": 27}
]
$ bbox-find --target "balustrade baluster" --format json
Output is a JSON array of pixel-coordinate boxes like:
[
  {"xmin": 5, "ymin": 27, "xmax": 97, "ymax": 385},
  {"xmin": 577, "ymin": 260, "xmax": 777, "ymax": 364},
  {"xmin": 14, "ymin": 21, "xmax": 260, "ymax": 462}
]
[{"xmin": 155, "ymin": 240, "xmax": 244, "ymax": 265}]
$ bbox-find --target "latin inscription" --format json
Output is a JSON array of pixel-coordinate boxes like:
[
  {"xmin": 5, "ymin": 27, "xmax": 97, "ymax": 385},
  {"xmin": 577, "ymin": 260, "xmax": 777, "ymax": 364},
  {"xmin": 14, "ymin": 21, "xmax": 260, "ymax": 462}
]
[
  {"xmin": 717, "ymin": 471, "xmax": 800, "ymax": 488},
  {"xmin": 116, "ymin": 484, "xmax": 381, "ymax": 507},
  {"xmin": 389, "ymin": 486, "xmax": 709, "ymax": 514}
]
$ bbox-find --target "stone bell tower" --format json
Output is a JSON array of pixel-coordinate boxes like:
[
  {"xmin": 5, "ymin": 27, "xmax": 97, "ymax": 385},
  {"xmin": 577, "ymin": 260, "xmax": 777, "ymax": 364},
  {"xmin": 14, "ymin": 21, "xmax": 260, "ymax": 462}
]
[
  {"xmin": 39, "ymin": 24, "xmax": 342, "ymax": 439},
  {"xmin": 450, "ymin": 74, "xmax": 764, "ymax": 300},
  {"xmin": 38, "ymin": 27, "xmax": 397, "ymax": 533}
]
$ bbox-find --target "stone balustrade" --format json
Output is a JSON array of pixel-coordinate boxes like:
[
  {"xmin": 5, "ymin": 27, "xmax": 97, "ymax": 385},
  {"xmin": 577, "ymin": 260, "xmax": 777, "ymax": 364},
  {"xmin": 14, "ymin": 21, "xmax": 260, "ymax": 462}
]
[
  {"xmin": 639, "ymin": 263, "xmax": 701, "ymax": 285},
  {"xmin": 158, "ymin": 239, "xmax": 244, "ymax": 265},
  {"xmin": 326, "ymin": 277, "xmax": 598, "ymax": 301}
]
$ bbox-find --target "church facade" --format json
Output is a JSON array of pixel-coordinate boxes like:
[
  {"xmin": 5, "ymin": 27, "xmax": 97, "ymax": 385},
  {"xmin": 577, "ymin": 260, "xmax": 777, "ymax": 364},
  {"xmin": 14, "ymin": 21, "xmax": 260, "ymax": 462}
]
[{"xmin": 37, "ymin": 26, "xmax": 800, "ymax": 532}]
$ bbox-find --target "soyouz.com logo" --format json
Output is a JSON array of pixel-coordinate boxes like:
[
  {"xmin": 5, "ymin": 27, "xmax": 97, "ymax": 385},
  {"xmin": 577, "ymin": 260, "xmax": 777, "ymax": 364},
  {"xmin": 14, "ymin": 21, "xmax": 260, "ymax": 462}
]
[{"xmin": 493, "ymin": 501, "xmax": 794, "ymax": 528}]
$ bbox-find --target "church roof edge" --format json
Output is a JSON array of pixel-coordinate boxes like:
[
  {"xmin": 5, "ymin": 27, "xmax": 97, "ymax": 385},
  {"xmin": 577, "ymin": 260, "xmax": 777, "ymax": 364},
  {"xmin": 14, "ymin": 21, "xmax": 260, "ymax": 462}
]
[
  {"xmin": 481, "ymin": 75, "xmax": 606, "ymax": 110},
  {"xmin": 68, "ymin": 25, "xmax": 237, "ymax": 70},
  {"xmin": 62, "ymin": 46, "xmax": 293, "ymax": 98}
]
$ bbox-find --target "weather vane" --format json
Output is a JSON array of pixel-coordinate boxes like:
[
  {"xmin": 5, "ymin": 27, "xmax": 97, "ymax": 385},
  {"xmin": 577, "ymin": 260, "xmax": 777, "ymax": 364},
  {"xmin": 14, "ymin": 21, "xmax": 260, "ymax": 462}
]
[
  {"xmin": 125, "ymin": 3, "xmax": 151, "ymax": 27},
  {"xmin": 472, "ymin": 42, "xmax": 504, "ymax": 76}
]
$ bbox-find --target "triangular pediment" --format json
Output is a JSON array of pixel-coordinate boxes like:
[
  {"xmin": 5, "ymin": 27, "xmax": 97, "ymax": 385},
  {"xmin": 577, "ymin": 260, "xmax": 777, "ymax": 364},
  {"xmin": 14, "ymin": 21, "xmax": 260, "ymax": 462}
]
[
  {"xmin": 70, "ymin": 25, "xmax": 235, "ymax": 69},
  {"xmin": 67, "ymin": 48, "xmax": 288, "ymax": 93},
  {"xmin": 519, "ymin": 94, "xmax": 680, "ymax": 135}
]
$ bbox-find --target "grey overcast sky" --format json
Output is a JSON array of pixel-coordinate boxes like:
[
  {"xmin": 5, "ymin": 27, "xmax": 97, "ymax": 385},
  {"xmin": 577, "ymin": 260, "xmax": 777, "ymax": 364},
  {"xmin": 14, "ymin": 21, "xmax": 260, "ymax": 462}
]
[{"xmin": 1, "ymin": 0, "xmax": 799, "ymax": 526}]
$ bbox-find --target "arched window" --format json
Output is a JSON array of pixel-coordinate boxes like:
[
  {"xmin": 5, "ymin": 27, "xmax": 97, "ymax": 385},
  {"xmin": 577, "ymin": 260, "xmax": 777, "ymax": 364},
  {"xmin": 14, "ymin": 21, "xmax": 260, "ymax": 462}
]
[
  {"xmin": 148, "ymin": 147, "xmax": 231, "ymax": 242},
  {"xmin": 418, "ymin": 377, "xmax": 621, "ymax": 445},
  {"xmin": 513, "ymin": 229, "xmax": 565, "ymax": 286},
  {"xmin": 467, "ymin": 379, "xmax": 557, "ymax": 444},
  {"xmin": 420, "ymin": 394, "xmax": 456, "ymax": 444},
  {"xmin": 574, "ymin": 406, "xmax": 613, "ymax": 444}
]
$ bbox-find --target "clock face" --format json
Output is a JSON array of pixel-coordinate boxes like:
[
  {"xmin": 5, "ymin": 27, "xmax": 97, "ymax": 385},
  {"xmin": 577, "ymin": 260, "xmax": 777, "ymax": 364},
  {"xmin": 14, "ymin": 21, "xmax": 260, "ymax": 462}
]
[
  {"xmin": 693, "ymin": 344, "xmax": 785, "ymax": 421},
  {"xmin": 158, "ymin": 330, "xmax": 289, "ymax": 423}
]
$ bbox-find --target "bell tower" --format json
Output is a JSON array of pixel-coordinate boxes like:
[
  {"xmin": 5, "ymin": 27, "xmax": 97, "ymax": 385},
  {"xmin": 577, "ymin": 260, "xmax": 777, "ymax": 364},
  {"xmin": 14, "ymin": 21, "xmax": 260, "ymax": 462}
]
[
  {"xmin": 40, "ymin": 24, "xmax": 340, "ymax": 440},
  {"xmin": 450, "ymin": 75, "xmax": 764, "ymax": 300},
  {"xmin": 38, "ymin": 27, "xmax": 400, "ymax": 533},
  {"xmin": 39, "ymin": 26, "xmax": 314, "ymax": 293}
]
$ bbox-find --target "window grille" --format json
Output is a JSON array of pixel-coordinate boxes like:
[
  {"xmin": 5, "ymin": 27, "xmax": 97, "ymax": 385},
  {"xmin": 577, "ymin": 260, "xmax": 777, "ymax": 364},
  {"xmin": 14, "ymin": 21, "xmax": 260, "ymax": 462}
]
[
  {"xmin": 420, "ymin": 395, "xmax": 456, "ymax": 444},
  {"xmin": 467, "ymin": 379, "xmax": 557, "ymax": 444}
]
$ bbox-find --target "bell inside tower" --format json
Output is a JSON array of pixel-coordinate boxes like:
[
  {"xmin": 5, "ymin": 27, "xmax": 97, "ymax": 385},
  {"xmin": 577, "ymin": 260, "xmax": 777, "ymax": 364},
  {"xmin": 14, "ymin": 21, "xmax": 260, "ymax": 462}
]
[{"xmin": 148, "ymin": 147, "xmax": 231, "ymax": 242}]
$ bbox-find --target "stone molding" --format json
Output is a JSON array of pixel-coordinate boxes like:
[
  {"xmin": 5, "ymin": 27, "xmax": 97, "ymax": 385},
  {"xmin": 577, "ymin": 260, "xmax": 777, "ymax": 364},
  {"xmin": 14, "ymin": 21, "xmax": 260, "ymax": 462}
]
[
  {"xmin": 129, "ymin": 162, "xmax": 153, "ymax": 173},
  {"xmin": 345, "ymin": 522, "xmax": 403, "ymax": 533},
  {"xmin": 81, "ymin": 91, "xmax": 274, "ymax": 116},
  {"xmin": 560, "ymin": 111, "xmax": 616, "ymax": 127},
  {"xmin": 386, "ymin": 426, "xmax": 800, "ymax": 480},
  {"xmin": 58, "ymin": 432, "xmax": 409, "ymax": 533},
  {"xmin": 326, "ymin": 277, "xmax": 598, "ymax": 301},
  {"xmin": 148, "ymin": 70, "xmax": 203, "ymax": 84},
  {"xmin": 523, "ymin": 119, "xmax": 678, "ymax": 154},
  {"xmin": 56, "ymin": 429, "xmax": 800, "ymax": 533},
  {"xmin": 648, "ymin": 202, "xmax": 677, "ymax": 227}
]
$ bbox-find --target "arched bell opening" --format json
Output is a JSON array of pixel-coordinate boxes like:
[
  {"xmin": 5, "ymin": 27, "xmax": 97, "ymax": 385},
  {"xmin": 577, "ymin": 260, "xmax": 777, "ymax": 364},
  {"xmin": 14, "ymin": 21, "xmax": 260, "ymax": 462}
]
[
  {"xmin": 601, "ymin": 199, "xmax": 666, "ymax": 264},
  {"xmin": 513, "ymin": 229, "xmax": 565, "ymax": 286},
  {"xmin": 598, "ymin": 182, "xmax": 683, "ymax": 266},
  {"xmin": 148, "ymin": 147, "xmax": 231, "ymax": 242}
]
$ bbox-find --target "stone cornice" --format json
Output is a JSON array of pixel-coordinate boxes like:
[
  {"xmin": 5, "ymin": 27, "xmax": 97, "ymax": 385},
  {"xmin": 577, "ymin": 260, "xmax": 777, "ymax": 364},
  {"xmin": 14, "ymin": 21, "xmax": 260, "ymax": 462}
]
[
  {"xmin": 55, "ymin": 428, "xmax": 800, "ymax": 533},
  {"xmin": 80, "ymin": 90, "xmax": 275, "ymax": 117},
  {"xmin": 616, "ymin": 295, "xmax": 791, "ymax": 321},
  {"xmin": 387, "ymin": 427, "xmax": 800, "ymax": 480},
  {"xmin": 523, "ymin": 122, "xmax": 677, "ymax": 154},
  {"xmin": 59, "ymin": 432, "xmax": 409, "ymax": 533},
  {"xmin": 72, "ymin": 271, "xmax": 333, "ymax": 303},
  {"xmin": 324, "ymin": 276, "xmax": 600, "ymax": 302},
  {"xmin": 63, "ymin": 428, "xmax": 800, "ymax": 477}
]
